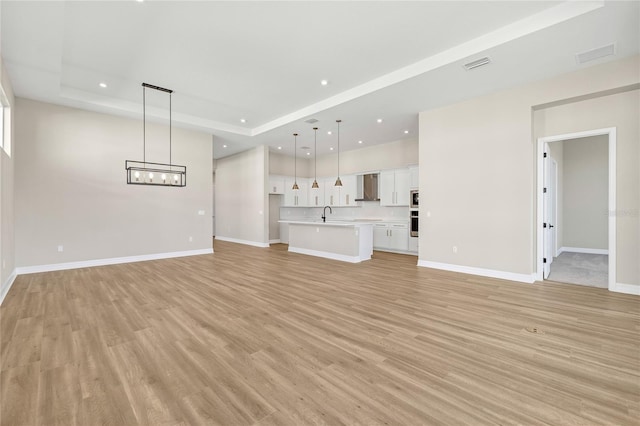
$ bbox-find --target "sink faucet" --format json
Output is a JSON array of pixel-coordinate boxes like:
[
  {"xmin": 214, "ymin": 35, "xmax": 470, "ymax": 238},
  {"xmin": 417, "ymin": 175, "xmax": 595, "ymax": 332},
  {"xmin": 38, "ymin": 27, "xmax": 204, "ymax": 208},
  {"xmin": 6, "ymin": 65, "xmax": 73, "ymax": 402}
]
[{"xmin": 321, "ymin": 205, "xmax": 332, "ymax": 222}]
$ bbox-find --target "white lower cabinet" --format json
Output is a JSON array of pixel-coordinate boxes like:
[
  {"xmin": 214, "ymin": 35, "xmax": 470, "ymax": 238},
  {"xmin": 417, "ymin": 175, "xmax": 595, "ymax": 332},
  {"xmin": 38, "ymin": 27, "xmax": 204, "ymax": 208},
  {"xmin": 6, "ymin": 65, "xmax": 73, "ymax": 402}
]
[
  {"xmin": 373, "ymin": 223, "xmax": 389, "ymax": 248},
  {"xmin": 373, "ymin": 222, "xmax": 409, "ymax": 251}
]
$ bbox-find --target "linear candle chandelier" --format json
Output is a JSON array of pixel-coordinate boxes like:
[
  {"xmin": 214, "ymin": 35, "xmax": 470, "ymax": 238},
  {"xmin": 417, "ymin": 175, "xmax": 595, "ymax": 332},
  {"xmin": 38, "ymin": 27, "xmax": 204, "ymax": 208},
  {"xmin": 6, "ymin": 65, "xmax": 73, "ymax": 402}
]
[{"xmin": 125, "ymin": 83, "xmax": 187, "ymax": 187}]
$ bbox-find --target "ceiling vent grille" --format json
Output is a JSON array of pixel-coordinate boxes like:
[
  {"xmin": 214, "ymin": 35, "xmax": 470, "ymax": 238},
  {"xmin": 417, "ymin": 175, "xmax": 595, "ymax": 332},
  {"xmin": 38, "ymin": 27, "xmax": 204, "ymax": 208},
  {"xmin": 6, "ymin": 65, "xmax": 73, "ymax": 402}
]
[
  {"xmin": 463, "ymin": 56, "xmax": 491, "ymax": 71},
  {"xmin": 576, "ymin": 43, "xmax": 616, "ymax": 64},
  {"xmin": 304, "ymin": 118, "xmax": 319, "ymax": 124}
]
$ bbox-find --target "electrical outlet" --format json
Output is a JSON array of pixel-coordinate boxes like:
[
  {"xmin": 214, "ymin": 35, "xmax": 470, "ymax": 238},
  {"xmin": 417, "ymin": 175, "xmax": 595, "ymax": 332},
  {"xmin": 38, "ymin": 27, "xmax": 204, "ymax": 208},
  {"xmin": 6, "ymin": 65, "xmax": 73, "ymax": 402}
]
[
  {"xmin": 189, "ymin": 236, "xmax": 193, "ymax": 242},
  {"xmin": 58, "ymin": 245, "xmax": 64, "ymax": 252},
  {"xmin": 452, "ymin": 246, "xmax": 457, "ymax": 254},
  {"xmin": 198, "ymin": 210, "xmax": 205, "ymax": 216}
]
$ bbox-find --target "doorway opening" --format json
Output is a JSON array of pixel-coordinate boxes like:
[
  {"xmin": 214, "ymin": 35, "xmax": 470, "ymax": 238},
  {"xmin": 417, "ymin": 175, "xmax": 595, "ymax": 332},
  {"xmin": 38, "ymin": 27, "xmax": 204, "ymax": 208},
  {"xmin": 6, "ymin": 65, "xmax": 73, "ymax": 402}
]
[{"xmin": 536, "ymin": 128, "xmax": 616, "ymax": 290}]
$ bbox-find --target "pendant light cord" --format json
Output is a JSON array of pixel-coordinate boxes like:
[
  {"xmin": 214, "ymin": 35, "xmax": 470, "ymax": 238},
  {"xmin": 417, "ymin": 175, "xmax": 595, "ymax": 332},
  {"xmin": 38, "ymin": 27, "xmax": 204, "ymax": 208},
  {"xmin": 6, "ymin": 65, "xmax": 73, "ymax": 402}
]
[
  {"xmin": 169, "ymin": 92, "xmax": 172, "ymax": 169},
  {"xmin": 336, "ymin": 119, "xmax": 341, "ymax": 182},
  {"xmin": 337, "ymin": 121, "xmax": 339, "ymax": 177},
  {"xmin": 143, "ymin": 85, "xmax": 146, "ymax": 166}
]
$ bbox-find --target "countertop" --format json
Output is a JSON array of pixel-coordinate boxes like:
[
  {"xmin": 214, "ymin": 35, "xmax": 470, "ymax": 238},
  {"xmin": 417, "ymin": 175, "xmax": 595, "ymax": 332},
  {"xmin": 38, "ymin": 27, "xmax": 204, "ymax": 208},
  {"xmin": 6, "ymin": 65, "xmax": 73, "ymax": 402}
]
[{"xmin": 279, "ymin": 219, "xmax": 379, "ymax": 227}]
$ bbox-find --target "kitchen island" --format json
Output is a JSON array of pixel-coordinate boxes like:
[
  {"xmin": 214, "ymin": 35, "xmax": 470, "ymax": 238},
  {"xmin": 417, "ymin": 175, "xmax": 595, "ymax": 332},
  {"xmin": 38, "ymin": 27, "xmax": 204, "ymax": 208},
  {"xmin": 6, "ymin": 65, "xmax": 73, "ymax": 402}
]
[{"xmin": 279, "ymin": 220, "xmax": 374, "ymax": 263}]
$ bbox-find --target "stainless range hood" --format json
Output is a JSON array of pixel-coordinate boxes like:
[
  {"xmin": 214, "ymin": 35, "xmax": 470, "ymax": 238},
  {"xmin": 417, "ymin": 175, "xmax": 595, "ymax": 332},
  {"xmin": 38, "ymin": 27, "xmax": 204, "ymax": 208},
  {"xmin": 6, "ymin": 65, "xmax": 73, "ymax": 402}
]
[{"xmin": 355, "ymin": 173, "xmax": 379, "ymax": 201}]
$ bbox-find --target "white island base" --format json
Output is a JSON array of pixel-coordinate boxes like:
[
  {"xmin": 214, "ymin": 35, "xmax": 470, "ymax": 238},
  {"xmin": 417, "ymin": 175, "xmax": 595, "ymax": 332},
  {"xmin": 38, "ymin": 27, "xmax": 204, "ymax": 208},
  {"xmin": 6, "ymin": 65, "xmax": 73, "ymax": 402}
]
[{"xmin": 280, "ymin": 221, "xmax": 374, "ymax": 263}]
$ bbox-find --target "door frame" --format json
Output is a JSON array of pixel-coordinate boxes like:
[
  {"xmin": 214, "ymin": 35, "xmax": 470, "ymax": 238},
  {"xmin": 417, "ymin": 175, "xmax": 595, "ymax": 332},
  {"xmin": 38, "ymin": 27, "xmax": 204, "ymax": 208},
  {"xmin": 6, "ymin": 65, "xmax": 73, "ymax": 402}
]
[{"xmin": 536, "ymin": 127, "xmax": 616, "ymax": 290}]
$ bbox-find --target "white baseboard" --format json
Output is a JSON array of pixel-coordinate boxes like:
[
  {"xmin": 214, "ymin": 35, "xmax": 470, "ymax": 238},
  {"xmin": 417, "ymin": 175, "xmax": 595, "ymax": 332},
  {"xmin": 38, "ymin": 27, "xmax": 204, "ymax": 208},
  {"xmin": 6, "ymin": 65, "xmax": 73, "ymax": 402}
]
[
  {"xmin": 375, "ymin": 248, "xmax": 418, "ymax": 256},
  {"xmin": 611, "ymin": 282, "xmax": 640, "ymax": 296},
  {"xmin": 0, "ymin": 270, "xmax": 17, "ymax": 305},
  {"xmin": 559, "ymin": 247, "xmax": 609, "ymax": 255},
  {"xmin": 269, "ymin": 239, "xmax": 282, "ymax": 244},
  {"xmin": 215, "ymin": 236, "xmax": 269, "ymax": 248},
  {"xmin": 289, "ymin": 246, "xmax": 368, "ymax": 263},
  {"xmin": 15, "ymin": 248, "xmax": 214, "ymax": 275},
  {"xmin": 417, "ymin": 260, "xmax": 536, "ymax": 284}
]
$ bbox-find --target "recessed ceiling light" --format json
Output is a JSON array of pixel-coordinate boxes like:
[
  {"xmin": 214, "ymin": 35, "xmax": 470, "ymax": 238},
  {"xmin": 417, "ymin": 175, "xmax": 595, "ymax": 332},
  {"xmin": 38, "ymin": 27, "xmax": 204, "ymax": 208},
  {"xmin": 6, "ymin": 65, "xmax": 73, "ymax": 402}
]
[
  {"xmin": 240, "ymin": 118, "xmax": 246, "ymax": 123},
  {"xmin": 404, "ymin": 130, "xmax": 409, "ymax": 134},
  {"xmin": 358, "ymin": 140, "xmax": 363, "ymax": 144},
  {"xmin": 223, "ymin": 144, "xmax": 227, "ymax": 148},
  {"xmin": 99, "ymin": 82, "xmax": 107, "ymax": 88},
  {"xmin": 277, "ymin": 146, "xmax": 282, "ymax": 150},
  {"xmin": 320, "ymin": 79, "xmax": 328, "ymax": 86},
  {"xmin": 136, "ymin": 0, "xmax": 144, "ymax": 3},
  {"xmin": 327, "ymin": 131, "xmax": 332, "ymax": 135},
  {"xmin": 306, "ymin": 152, "xmax": 310, "ymax": 156},
  {"xmin": 330, "ymin": 147, "xmax": 334, "ymax": 151},
  {"xmin": 377, "ymin": 119, "xmax": 382, "ymax": 123}
]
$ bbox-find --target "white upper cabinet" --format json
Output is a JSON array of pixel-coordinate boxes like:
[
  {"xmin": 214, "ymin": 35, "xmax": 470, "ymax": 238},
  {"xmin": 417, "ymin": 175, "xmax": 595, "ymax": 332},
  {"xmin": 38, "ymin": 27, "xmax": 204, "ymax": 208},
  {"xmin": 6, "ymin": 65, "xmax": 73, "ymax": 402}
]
[
  {"xmin": 339, "ymin": 175, "xmax": 357, "ymax": 206},
  {"xmin": 409, "ymin": 166, "xmax": 419, "ymax": 189},
  {"xmin": 323, "ymin": 175, "xmax": 357, "ymax": 207},
  {"xmin": 276, "ymin": 174, "xmax": 357, "ymax": 207},
  {"xmin": 308, "ymin": 178, "xmax": 325, "ymax": 207},
  {"xmin": 380, "ymin": 169, "xmax": 410, "ymax": 206},
  {"xmin": 324, "ymin": 177, "xmax": 340, "ymax": 207},
  {"xmin": 284, "ymin": 178, "xmax": 308, "ymax": 207},
  {"xmin": 269, "ymin": 175, "xmax": 285, "ymax": 194}
]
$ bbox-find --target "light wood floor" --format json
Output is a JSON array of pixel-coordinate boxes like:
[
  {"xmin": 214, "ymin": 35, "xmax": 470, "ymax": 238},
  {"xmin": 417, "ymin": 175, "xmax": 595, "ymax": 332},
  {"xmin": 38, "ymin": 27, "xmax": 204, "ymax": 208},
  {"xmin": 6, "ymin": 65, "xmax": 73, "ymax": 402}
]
[{"xmin": 1, "ymin": 240, "xmax": 639, "ymax": 425}]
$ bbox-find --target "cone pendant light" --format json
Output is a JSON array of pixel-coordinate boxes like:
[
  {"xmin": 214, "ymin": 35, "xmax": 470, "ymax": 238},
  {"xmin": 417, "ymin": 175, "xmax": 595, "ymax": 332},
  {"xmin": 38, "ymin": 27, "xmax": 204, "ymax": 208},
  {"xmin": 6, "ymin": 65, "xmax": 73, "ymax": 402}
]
[
  {"xmin": 335, "ymin": 119, "xmax": 343, "ymax": 187},
  {"xmin": 292, "ymin": 133, "xmax": 299, "ymax": 190},
  {"xmin": 311, "ymin": 127, "xmax": 319, "ymax": 189}
]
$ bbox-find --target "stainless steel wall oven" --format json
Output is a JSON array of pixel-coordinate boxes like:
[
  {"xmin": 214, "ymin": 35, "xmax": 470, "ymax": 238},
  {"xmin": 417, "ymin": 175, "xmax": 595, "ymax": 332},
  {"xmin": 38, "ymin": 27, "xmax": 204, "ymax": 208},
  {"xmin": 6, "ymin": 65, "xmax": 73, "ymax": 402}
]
[{"xmin": 410, "ymin": 211, "xmax": 418, "ymax": 237}]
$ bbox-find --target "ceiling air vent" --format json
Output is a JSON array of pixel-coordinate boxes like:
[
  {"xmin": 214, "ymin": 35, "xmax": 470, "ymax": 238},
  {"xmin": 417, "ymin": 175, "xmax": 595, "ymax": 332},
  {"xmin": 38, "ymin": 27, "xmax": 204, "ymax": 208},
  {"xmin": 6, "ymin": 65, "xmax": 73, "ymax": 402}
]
[
  {"xmin": 463, "ymin": 56, "xmax": 491, "ymax": 71},
  {"xmin": 576, "ymin": 43, "xmax": 616, "ymax": 64},
  {"xmin": 304, "ymin": 118, "xmax": 319, "ymax": 124}
]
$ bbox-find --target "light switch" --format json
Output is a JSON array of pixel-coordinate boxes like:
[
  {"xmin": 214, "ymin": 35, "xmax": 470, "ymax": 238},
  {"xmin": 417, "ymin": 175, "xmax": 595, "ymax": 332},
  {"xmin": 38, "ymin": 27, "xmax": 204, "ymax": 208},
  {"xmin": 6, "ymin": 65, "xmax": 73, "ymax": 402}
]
[{"xmin": 198, "ymin": 210, "xmax": 205, "ymax": 216}]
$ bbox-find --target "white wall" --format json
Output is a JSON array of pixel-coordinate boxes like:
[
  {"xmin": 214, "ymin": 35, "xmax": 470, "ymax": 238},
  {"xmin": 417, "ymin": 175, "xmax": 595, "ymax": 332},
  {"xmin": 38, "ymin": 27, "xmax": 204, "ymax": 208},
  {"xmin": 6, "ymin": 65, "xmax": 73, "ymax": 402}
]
[
  {"xmin": 316, "ymin": 138, "xmax": 418, "ymax": 177},
  {"xmin": 270, "ymin": 138, "xmax": 417, "ymax": 179},
  {"xmin": 215, "ymin": 145, "xmax": 269, "ymax": 246},
  {"xmin": 419, "ymin": 55, "xmax": 639, "ymax": 289},
  {"xmin": 0, "ymin": 56, "xmax": 16, "ymax": 302},
  {"xmin": 562, "ymin": 135, "xmax": 608, "ymax": 250},
  {"xmin": 14, "ymin": 98, "xmax": 213, "ymax": 268},
  {"xmin": 270, "ymin": 151, "xmax": 311, "ymax": 177},
  {"xmin": 535, "ymin": 88, "xmax": 639, "ymax": 287}
]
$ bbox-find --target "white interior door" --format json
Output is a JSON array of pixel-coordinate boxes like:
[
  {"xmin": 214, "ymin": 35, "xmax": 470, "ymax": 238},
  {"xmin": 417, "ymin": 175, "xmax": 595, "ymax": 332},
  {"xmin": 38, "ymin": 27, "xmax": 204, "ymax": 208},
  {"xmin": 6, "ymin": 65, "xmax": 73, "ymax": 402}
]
[
  {"xmin": 550, "ymin": 159, "xmax": 558, "ymax": 260},
  {"xmin": 543, "ymin": 143, "xmax": 552, "ymax": 279}
]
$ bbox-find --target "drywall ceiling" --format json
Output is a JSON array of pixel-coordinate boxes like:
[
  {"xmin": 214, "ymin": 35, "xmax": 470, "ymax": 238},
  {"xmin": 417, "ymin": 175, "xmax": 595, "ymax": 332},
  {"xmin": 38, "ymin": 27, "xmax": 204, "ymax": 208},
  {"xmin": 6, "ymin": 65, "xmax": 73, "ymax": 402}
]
[{"xmin": 1, "ymin": 1, "xmax": 638, "ymax": 159}]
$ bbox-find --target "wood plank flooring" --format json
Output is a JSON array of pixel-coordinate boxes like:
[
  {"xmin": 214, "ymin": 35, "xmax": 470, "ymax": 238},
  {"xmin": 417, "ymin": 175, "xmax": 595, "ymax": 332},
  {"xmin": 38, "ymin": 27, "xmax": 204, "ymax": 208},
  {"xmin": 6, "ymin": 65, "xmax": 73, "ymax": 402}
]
[{"xmin": 1, "ymin": 240, "xmax": 639, "ymax": 425}]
